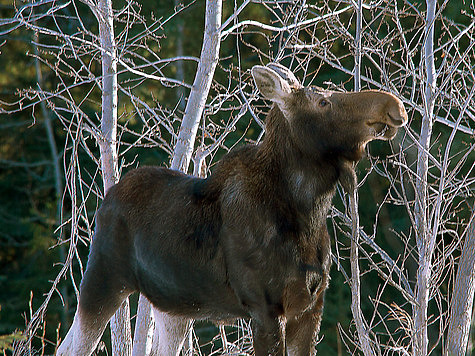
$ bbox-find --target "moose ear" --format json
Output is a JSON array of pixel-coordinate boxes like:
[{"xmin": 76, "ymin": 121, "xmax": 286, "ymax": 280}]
[
  {"xmin": 251, "ymin": 65, "xmax": 292, "ymax": 103},
  {"xmin": 266, "ymin": 63, "xmax": 302, "ymax": 89}
]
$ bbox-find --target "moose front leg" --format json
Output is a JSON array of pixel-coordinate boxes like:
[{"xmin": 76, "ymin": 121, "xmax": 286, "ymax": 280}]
[
  {"xmin": 285, "ymin": 291, "xmax": 326, "ymax": 356},
  {"xmin": 285, "ymin": 311, "xmax": 320, "ymax": 356},
  {"xmin": 251, "ymin": 315, "xmax": 286, "ymax": 356}
]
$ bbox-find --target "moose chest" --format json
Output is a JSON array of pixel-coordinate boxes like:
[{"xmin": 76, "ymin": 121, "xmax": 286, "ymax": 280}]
[{"xmin": 219, "ymin": 173, "xmax": 334, "ymax": 320}]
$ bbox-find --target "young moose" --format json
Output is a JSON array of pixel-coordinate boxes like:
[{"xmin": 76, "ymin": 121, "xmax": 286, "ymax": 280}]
[{"xmin": 57, "ymin": 63, "xmax": 407, "ymax": 355}]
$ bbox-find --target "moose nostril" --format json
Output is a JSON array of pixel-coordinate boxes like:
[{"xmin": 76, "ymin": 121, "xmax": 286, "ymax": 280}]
[{"xmin": 387, "ymin": 112, "xmax": 406, "ymax": 127}]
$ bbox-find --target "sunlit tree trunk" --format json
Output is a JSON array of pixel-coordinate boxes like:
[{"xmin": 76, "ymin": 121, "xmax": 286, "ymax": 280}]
[
  {"xmin": 33, "ymin": 31, "xmax": 70, "ymax": 331},
  {"xmin": 95, "ymin": 0, "xmax": 133, "ymax": 354},
  {"xmin": 445, "ymin": 212, "xmax": 475, "ymax": 356},
  {"xmin": 132, "ymin": 296, "xmax": 154, "ymax": 356},
  {"xmin": 175, "ymin": 0, "xmax": 186, "ymax": 111},
  {"xmin": 170, "ymin": 0, "xmax": 222, "ymax": 172},
  {"xmin": 349, "ymin": 190, "xmax": 375, "ymax": 356},
  {"xmin": 413, "ymin": 1, "xmax": 437, "ymax": 355},
  {"xmin": 349, "ymin": 2, "xmax": 374, "ymax": 355}
]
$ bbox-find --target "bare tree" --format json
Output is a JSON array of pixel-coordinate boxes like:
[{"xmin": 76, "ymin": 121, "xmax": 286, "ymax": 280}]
[
  {"xmin": 348, "ymin": 1, "xmax": 375, "ymax": 355},
  {"xmin": 446, "ymin": 211, "xmax": 475, "ymax": 355},
  {"xmin": 94, "ymin": 0, "xmax": 134, "ymax": 352},
  {"xmin": 413, "ymin": 1, "xmax": 437, "ymax": 354}
]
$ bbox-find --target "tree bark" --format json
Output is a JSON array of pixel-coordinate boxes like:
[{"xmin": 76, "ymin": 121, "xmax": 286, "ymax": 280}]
[
  {"xmin": 445, "ymin": 212, "xmax": 475, "ymax": 356},
  {"xmin": 132, "ymin": 296, "xmax": 154, "ymax": 356},
  {"xmin": 353, "ymin": 0, "xmax": 362, "ymax": 92},
  {"xmin": 33, "ymin": 31, "xmax": 70, "ymax": 330},
  {"xmin": 349, "ymin": 190, "xmax": 375, "ymax": 356},
  {"xmin": 169, "ymin": 0, "xmax": 222, "ymax": 172},
  {"xmin": 95, "ymin": 0, "xmax": 133, "ymax": 354},
  {"xmin": 413, "ymin": 1, "xmax": 437, "ymax": 355},
  {"xmin": 133, "ymin": 1, "xmax": 222, "ymax": 354},
  {"xmin": 175, "ymin": 0, "xmax": 186, "ymax": 111},
  {"xmin": 349, "ymin": 2, "xmax": 374, "ymax": 354}
]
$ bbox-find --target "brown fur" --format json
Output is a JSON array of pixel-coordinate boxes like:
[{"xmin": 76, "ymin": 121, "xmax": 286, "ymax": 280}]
[{"xmin": 57, "ymin": 64, "xmax": 407, "ymax": 356}]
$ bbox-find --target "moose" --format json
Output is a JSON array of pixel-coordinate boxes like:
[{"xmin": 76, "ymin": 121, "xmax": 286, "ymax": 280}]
[{"xmin": 57, "ymin": 63, "xmax": 407, "ymax": 355}]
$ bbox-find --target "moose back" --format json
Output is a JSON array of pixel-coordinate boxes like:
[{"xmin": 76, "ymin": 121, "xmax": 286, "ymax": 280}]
[{"xmin": 57, "ymin": 63, "xmax": 407, "ymax": 356}]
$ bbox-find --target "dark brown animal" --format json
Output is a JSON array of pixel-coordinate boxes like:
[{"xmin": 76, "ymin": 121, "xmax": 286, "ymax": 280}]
[{"xmin": 57, "ymin": 63, "xmax": 407, "ymax": 356}]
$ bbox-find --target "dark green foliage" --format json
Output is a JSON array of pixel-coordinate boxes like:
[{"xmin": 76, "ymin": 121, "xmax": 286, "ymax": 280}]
[{"xmin": 0, "ymin": 331, "xmax": 25, "ymax": 351}]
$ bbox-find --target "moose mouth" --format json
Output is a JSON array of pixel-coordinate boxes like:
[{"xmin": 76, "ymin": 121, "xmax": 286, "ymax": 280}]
[
  {"xmin": 368, "ymin": 111, "xmax": 407, "ymax": 140},
  {"xmin": 368, "ymin": 122, "xmax": 398, "ymax": 140}
]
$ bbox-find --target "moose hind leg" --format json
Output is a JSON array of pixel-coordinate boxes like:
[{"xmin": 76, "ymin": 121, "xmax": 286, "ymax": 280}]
[
  {"xmin": 57, "ymin": 259, "xmax": 132, "ymax": 355},
  {"xmin": 150, "ymin": 309, "xmax": 192, "ymax": 356},
  {"xmin": 56, "ymin": 308, "xmax": 108, "ymax": 356}
]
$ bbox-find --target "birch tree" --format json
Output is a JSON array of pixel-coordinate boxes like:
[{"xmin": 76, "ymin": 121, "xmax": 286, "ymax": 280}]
[
  {"xmin": 348, "ymin": 1, "xmax": 374, "ymax": 355},
  {"xmin": 413, "ymin": 1, "xmax": 437, "ymax": 354},
  {"xmin": 446, "ymin": 212, "xmax": 475, "ymax": 356},
  {"xmin": 94, "ymin": 0, "xmax": 134, "ymax": 352}
]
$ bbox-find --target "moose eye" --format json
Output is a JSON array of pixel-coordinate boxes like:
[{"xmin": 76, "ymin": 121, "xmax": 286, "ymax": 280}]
[{"xmin": 319, "ymin": 99, "xmax": 329, "ymax": 108}]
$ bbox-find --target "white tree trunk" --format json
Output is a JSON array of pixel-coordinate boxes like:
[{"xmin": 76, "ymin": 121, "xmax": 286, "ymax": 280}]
[
  {"xmin": 132, "ymin": 296, "xmax": 154, "ymax": 356},
  {"xmin": 133, "ymin": 1, "xmax": 222, "ymax": 354},
  {"xmin": 34, "ymin": 31, "xmax": 70, "ymax": 329},
  {"xmin": 169, "ymin": 0, "xmax": 222, "ymax": 172},
  {"xmin": 349, "ymin": 190, "xmax": 375, "ymax": 356},
  {"xmin": 413, "ymin": 1, "xmax": 437, "ymax": 355},
  {"xmin": 349, "ymin": 2, "xmax": 373, "ymax": 354},
  {"xmin": 353, "ymin": 0, "xmax": 362, "ymax": 92},
  {"xmin": 95, "ymin": 0, "xmax": 133, "ymax": 354},
  {"xmin": 445, "ymin": 213, "xmax": 475, "ymax": 356},
  {"xmin": 175, "ymin": 0, "xmax": 186, "ymax": 111},
  {"xmin": 96, "ymin": 0, "xmax": 118, "ymax": 193}
]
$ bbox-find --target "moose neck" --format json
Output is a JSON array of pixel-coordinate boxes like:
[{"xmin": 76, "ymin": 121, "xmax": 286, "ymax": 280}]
[
  {"xmin": 259, "ymin": 105, "xmax": 351, "ymax": 183},
  {"xmin": 257, "ymin": 105, "xmax": 354, "ymax": 224}
]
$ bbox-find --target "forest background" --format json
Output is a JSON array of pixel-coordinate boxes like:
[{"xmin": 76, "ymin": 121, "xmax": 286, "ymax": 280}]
[{"xmin": 0, "ymin": 0, "xmax": 474, "ymax": 355}]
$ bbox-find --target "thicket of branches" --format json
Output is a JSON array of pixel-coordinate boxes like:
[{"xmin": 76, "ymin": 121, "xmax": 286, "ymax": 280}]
[{"xmin": 1, "ymin": 0, "xmax": 474, "ymax": 355}]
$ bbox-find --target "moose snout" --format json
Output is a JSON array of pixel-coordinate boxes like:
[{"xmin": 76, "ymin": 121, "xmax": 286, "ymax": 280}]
[
  {"xmin": 386, "ymin": 97, "xmax": 408, "ymax": 128},
  {"xmin": 363, "ymin": 92, "xmax": 409, "ymax": 141},
  {"xmin": 387, "ymin": 111, "xmax": 407, "ymax": 127}
]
